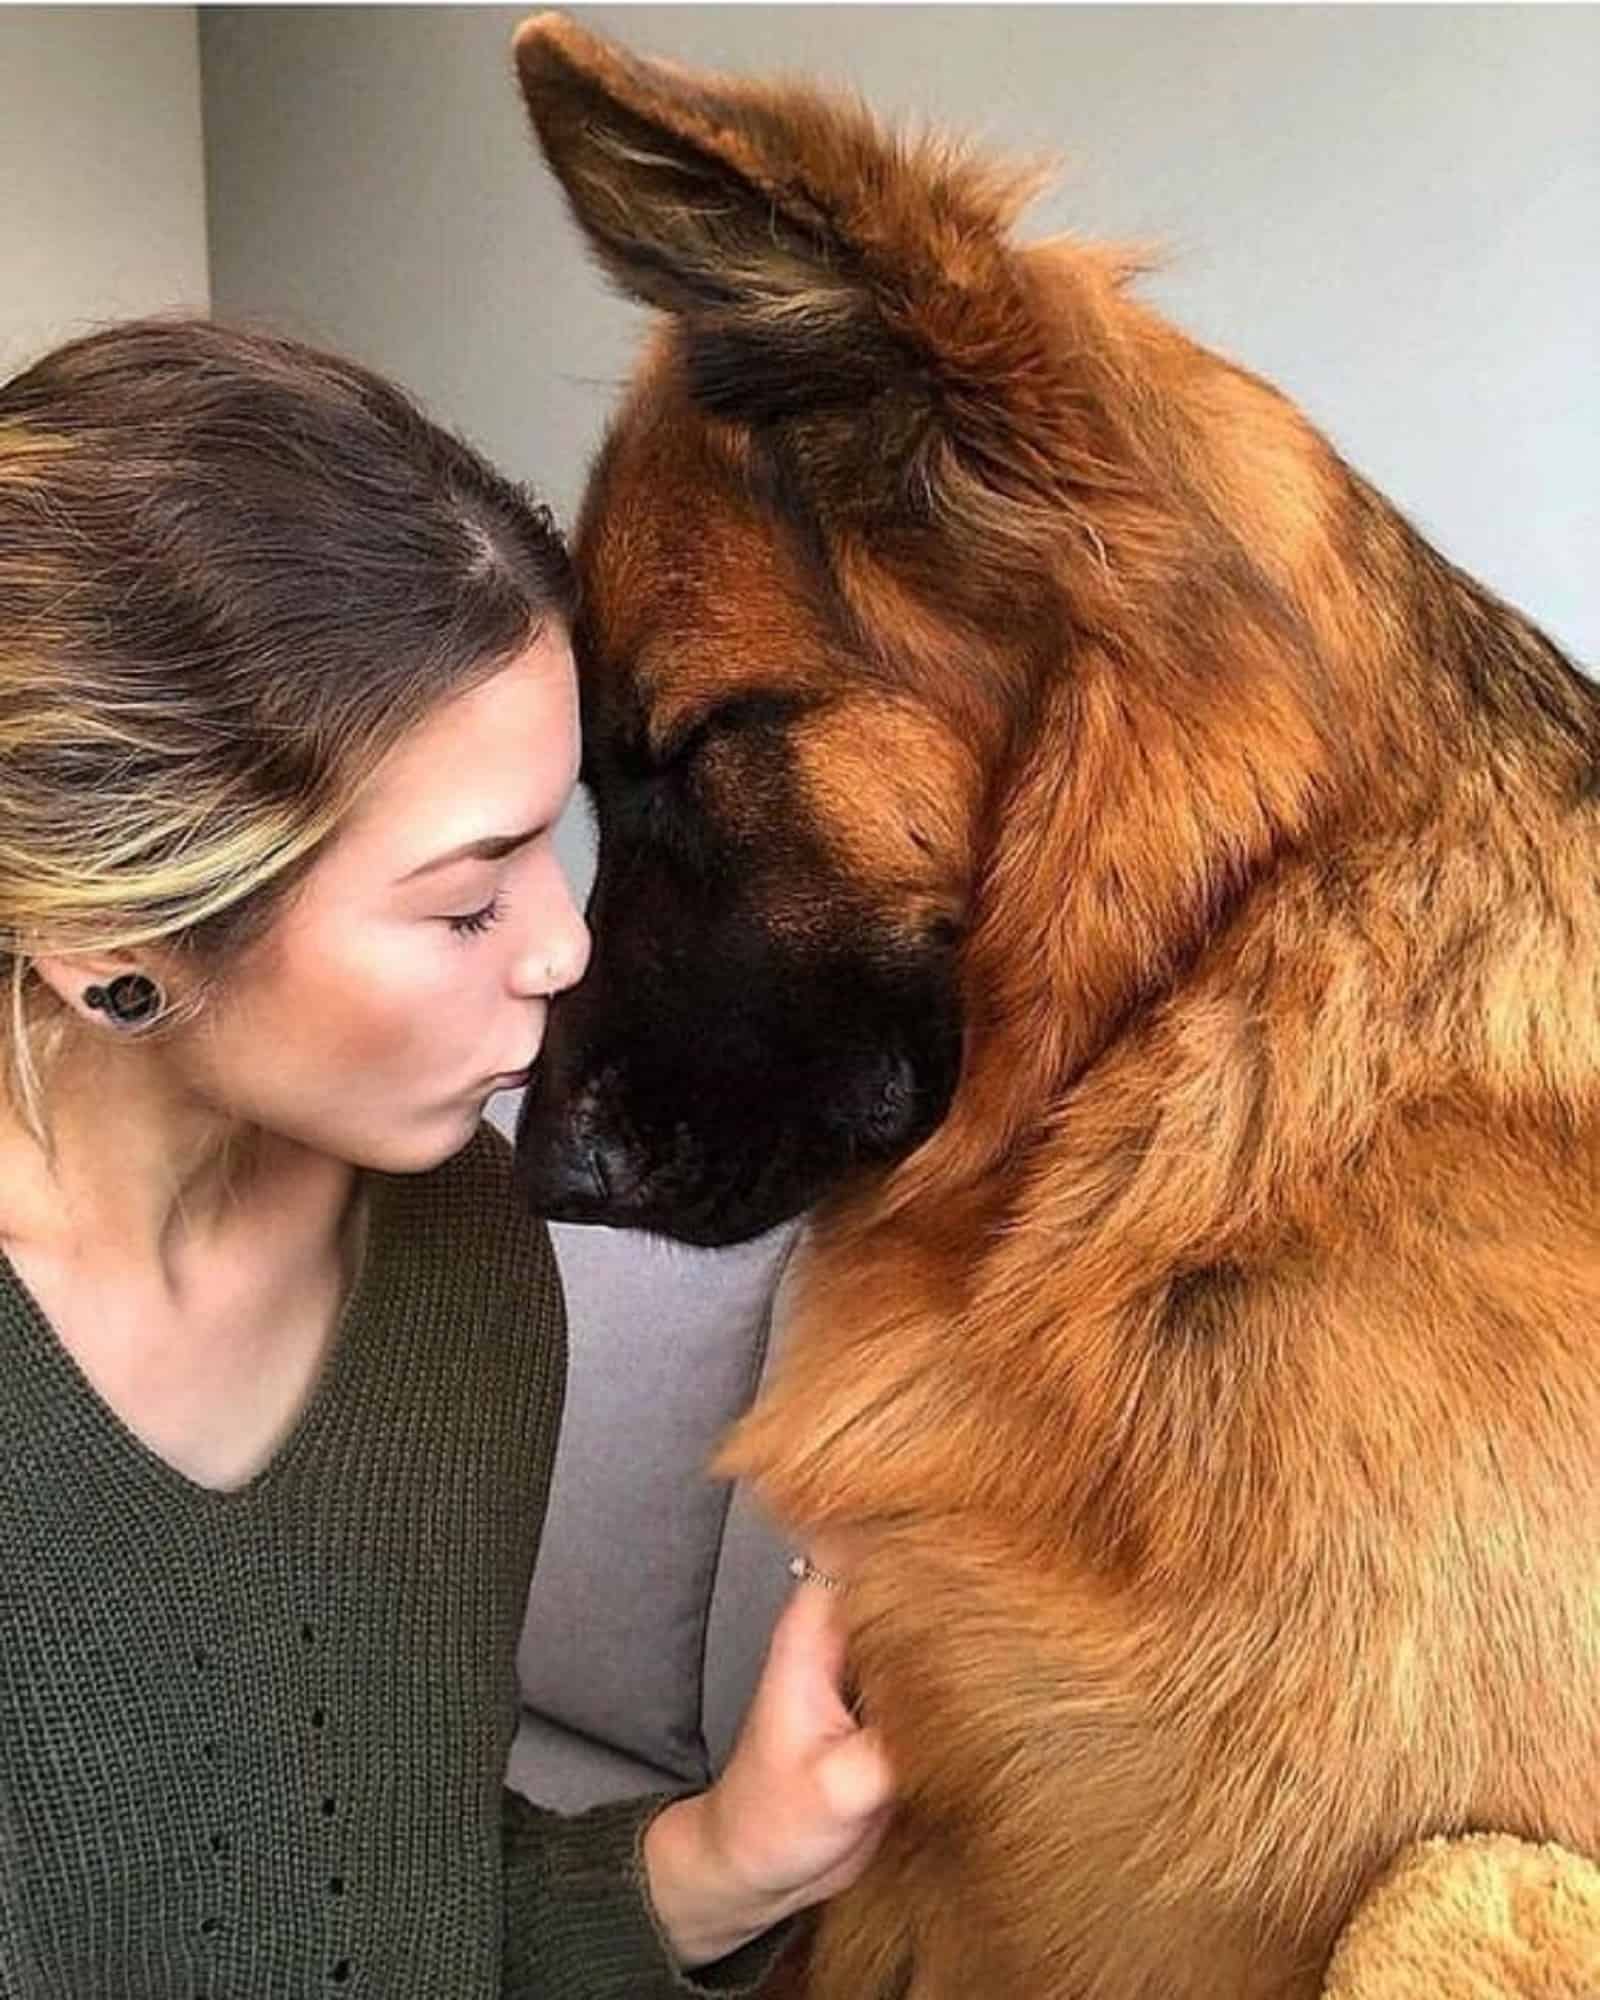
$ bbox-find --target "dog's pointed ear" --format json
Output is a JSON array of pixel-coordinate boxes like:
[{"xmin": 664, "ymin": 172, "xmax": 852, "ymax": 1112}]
[
  {"xmin": 514, "ymin": 14, "xmax": 870, "ymax": 330},
  {"xmin": 514, "ymin": 14, "xmax": 1098, "ymax": 537}
]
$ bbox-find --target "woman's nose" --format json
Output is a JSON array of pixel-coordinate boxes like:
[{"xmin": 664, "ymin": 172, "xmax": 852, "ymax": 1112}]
[
  {"xmin": 542, "ymin": 907, "xmax": 591, "ymax": 996},
  {"xmin": 514, "ymin": 857, "xmax": 591, "ymax": 998}
]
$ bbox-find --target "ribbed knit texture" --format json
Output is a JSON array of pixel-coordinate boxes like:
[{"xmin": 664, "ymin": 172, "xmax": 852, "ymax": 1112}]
[{"xmin": 0, "ymin": 1123, "xmax": 788, "ymax": 1999}]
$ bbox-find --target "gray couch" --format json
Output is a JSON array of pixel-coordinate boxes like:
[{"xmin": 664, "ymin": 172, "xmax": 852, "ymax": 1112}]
[{"xmin": 504, "ymin": 1211, "xmax": 801, "ymax": 1812}]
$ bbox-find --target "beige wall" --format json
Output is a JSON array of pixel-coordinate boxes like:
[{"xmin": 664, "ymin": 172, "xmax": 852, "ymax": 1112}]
[{"xmin": 0, "ymin": 5, "xmax": 209, "ymax": 378}]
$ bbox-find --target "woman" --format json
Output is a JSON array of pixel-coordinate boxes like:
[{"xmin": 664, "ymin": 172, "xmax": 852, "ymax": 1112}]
[{"xmin": 0, "ymin": 318, "xmax": 891, "ymax": 1997}]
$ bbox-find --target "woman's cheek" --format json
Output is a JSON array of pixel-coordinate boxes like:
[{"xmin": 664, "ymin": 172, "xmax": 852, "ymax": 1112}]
[
  {"xmin": 412, "ymin": 930, "xmax": 505, "ymax": 1048},
  {"xmin": 321, "ymin": 927, "xmax": 453, "ymax": 1062},
  {"xmin": 322, "ymin": 919, "xmax": 500, "ymax": 1079}
]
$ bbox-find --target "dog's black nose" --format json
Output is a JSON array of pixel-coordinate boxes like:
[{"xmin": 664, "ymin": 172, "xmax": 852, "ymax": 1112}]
[
  {"xmin": 514, "ymin": 1116, "xmax": 642, "ymax": 1223},
  {"xmin": 519, "ymin": 1139, "xmax": 605, "ymax": 1210}
]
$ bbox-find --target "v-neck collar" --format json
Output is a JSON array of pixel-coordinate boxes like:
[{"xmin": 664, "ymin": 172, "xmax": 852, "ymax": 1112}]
[{"xmin": 0, "ymin": 1167, "xmax": 400, "ymax": 1509}]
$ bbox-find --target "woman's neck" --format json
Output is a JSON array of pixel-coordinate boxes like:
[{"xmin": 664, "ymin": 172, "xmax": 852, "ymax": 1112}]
[{"xmin": 0, "ymin": 1030, "xmax": 355, "ymax": 1285}]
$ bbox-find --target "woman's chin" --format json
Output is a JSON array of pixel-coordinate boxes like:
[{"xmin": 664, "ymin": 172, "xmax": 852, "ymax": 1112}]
[{"xmin": 350, "ymin": 1107, "xmax": 485, "ymax": 1177}]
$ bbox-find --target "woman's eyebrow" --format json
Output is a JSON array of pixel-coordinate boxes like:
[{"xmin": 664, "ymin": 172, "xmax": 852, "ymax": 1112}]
[{"xmin": 399, "ymin": 826, "xmax": 543, "ymax": 883}]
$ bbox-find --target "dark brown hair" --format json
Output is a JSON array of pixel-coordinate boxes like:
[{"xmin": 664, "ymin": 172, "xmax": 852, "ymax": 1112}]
[{"xmin": 0, "ymin": 315, "xmax": 575, "ymax": 1123}]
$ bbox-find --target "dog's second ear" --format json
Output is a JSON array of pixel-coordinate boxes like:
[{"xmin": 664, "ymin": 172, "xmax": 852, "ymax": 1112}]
[{"xmin": 514, "ymin": 14, "xmax": 1110, "ymax": 543}]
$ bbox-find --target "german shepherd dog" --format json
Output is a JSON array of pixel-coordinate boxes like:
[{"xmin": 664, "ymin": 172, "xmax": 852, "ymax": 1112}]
[{"xmin": 512, "ymin": 17, "xmax": 1600, "ymax": 1997}]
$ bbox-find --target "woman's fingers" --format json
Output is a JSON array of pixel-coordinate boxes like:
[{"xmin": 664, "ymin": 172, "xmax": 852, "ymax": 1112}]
[
  {"xmin": 770, "ymin": 1582, "xmax": 895, "ymax": 1815},
  {"xmin": 771, "ymin": 1560, "xmax": 851, "ymax": 1690}
]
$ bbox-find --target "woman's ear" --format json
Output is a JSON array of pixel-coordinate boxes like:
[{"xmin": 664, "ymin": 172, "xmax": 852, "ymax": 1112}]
[{"xmin": 30, "ymin": 954, "xmax": 172, "ymax": 1033}]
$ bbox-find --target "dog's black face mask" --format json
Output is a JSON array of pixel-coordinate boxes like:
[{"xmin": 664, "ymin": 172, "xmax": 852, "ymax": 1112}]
[{"xmin": 513, "ymin": 696, "xmax": 964, "ymax": 1247}]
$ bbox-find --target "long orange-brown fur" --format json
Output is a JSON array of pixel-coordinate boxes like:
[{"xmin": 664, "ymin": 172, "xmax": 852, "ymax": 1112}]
[{"xmin": 517, "ymin": 18, "xmax": 1600, "ymax": 1995}]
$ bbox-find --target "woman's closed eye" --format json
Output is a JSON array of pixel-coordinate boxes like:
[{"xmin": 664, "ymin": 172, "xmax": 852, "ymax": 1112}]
[{"xmin": 445, "ymin": 894, "xmax": 505, "ymax": 938}]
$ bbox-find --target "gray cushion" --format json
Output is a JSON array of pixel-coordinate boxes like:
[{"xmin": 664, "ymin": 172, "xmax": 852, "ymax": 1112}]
[
  {"xmin": 700, "ymin": 1237, "xmax": 806, "ymax": 1772},
  {"xmin": 701, "ymin": 1480, "xmax": 795, "ymax": 1775},
  {"xmin": 517, "ymin": 1213, "xmax": 800, "ymax": 1783},
  {"xmin": 507, "ymin": 1705, "xmax": 686, "ymax": 1813}
]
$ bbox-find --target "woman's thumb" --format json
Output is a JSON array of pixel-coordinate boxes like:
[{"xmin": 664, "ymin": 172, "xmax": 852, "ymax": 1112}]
[{"xmin": 817, "ymin": 1725, "xmax": 895, "ymax": 1822}]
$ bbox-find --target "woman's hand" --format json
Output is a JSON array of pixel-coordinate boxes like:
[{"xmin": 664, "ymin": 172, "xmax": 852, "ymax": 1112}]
[{"xmin": 641, "ymin": 1562, "xmax": 894, "ymax": 1969}]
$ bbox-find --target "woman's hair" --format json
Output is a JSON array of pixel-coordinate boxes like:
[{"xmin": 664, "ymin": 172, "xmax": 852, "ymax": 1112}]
[{"xmin": 0, "ymin": 316, "xmax": 576, "ymax": 1133}]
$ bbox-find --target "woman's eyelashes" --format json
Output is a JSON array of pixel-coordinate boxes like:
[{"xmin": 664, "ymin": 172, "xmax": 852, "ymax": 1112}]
[
  {"xmin": 437, "ymin": 823, "xmax": 556, "ymax": 937},
  {"xmin": 446, "ymin": 893, "xmax": 506, "ymax": 938}
]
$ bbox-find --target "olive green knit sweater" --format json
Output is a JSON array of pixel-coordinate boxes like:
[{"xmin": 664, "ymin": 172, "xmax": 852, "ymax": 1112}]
[{"xmin": 0, "ymin": 1123, "xmax": 786, "ymax": 1997}]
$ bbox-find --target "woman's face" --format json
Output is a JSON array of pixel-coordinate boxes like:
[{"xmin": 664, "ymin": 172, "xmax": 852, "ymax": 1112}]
[{"xmin": 186, "ymin": 625, "xmax": 589, "ymax": 1173}]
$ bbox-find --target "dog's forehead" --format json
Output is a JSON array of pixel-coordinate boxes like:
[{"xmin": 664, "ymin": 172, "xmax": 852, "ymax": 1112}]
[{"xmin": 575, "ymin": 367, "xmax": 843, "ymax": 743}]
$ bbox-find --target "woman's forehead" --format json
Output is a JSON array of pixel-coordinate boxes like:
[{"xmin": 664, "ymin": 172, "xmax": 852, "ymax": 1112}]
[{"xmin": 323, "ymin": 638, "xmax": 580, "ymax": 884}]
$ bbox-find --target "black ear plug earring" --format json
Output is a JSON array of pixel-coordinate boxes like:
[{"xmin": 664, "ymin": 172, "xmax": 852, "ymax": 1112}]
[{"xmin": 83, "ymin": 973, "xmax": 167, "ymax": 1030}]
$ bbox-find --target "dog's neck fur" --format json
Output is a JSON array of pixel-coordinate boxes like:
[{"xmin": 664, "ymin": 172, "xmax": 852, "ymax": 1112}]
[
  {"xmin": 884, "ymin": 339, "xmax": 1600, "ymax": 1222},
  {"xmin": 721, "ymin": 361, "xmax": 1600, "ymax": 1560}
]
